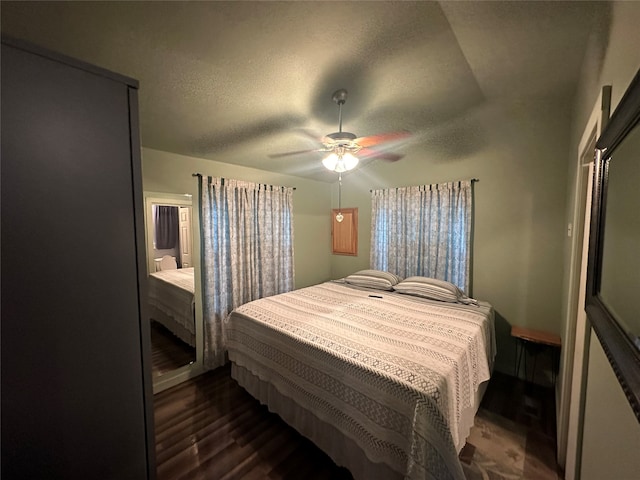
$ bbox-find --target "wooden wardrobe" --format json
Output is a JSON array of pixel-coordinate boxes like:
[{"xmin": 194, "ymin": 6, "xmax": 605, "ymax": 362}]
[{"xmin": 1, "ymin": 37, "xmax": 155, "ymax": 479}]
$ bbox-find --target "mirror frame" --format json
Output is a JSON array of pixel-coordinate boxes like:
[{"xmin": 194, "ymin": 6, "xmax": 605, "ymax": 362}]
[{"xmin": 586, "ymin": 68, "xmax": 640, "ymax": 422}]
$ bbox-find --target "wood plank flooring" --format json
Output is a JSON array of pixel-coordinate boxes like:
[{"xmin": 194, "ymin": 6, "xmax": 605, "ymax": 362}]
[
  {"xmin": 150, "ymin": 320, "xmax": 196, "ymax": 378},
  {"xmin": 154, "ymin": 364, "xmax": 352, "ymax": 480},
  {"xmin": 154, "ymin": 366, "xmax": 559, "ymax": 480}
]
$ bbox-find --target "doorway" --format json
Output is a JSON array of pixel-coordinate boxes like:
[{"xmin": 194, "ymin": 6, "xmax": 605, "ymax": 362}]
[{"xmin": 557, "ymin": 86, "xmax": 611, "ymax": 479}]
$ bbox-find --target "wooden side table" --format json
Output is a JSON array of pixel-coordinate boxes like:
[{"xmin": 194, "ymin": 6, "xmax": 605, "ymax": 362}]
[{"xmin": 511, "ymin": 326, "xmax": 562, "ymax": 385}]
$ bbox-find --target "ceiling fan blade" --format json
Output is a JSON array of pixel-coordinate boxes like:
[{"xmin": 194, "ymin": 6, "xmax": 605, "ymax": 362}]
[
  {"xmin": 359, "ymin": 148, "xmax": 404, "ymax": 162},
  {"xmin": 355, "ymin": 130, "xmax": 411, "ymax": 148},
  {"xmin": 296, "ymin": 128, "xmax": 323, "ymax": 141},
  {"xmin": 268, "ymin": 148, "xmax": 321, "ymax": 158}
]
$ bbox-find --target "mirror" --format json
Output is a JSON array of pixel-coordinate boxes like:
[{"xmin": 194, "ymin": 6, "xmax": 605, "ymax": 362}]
[
  {"xmin": 144, "ymin": 192, "xmax": 199, "ymax": 388},
  {"xmin": 599, "ymin": 118, "xmax": 640, "ymax": 338},
  {"xmin": 586, "ymin": 68, "xmax": 640, "ymax": 422}
]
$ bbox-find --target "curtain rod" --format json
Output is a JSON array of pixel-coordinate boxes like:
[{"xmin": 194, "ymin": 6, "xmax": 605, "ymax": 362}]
[
  {"xmin": 192, "ymin": 173, "xmax": 296, "ymax": 190},
  {"xmin": 369, "ymin": 178, "xmax": 479, "ymax": 192}
]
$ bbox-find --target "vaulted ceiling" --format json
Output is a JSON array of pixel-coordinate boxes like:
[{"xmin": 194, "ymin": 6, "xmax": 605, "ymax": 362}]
[{"xmin": 1, "ymin": 1, "xmax": 607, "ymax": 181}]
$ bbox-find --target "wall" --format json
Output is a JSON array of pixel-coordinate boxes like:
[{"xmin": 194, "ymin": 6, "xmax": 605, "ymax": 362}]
[
  {"xmin": 329, "ymin": 95, "xmax": 572, "ymax": 376},
  {"xmin": 142, "ymin": 147, "xmax": 332, "ymax": 289},
  {"xmin": 581, "ymin": 335, "xmax": 640, "ymax": 479},
  {"xmin": 560, "ymin": 1, "xmax": 640, "ymax": 477}
]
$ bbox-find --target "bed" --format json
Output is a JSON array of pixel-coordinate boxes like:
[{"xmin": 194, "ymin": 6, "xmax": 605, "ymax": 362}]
[
  {"xmin": 224, "ymin": 277, "xmax": 495, "ymax": 480},
  {"xmin": 148, "ymin": 267, "xmax": 196, "ymax": 347}
]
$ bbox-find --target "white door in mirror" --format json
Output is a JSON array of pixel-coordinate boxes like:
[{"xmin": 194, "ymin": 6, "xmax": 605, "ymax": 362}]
[{"xmin": 179, "ymin": 206, "xmax": 192, "ymax": 268}]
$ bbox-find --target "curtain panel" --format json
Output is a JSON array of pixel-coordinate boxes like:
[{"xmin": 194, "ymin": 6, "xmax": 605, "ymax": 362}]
[
  {"xmin": 370, "ymin": 180, "xmax": 473, "ymax": 293},
  {"xmin": 154, "ymin": 205, "xmax": 179, "ymax": 250},
  {"xmin": 199, "ymin": 176, "xmax": 295, "ymax": 369}
]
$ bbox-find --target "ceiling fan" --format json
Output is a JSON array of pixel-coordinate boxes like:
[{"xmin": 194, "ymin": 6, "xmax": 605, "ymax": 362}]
[{"xmin": 269, "ymin": 89, "xmax": 410, "ymax": 172}]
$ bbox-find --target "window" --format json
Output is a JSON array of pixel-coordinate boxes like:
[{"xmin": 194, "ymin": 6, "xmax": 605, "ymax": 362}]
[{"xmin": 370, "ymin": 181, "xmax": 473, "ymax": 293}]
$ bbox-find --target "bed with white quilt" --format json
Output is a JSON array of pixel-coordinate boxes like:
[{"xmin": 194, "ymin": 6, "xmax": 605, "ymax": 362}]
[
  {"xmin": 148, "ymin": 267, "xmax": 195, "ymax": 347},
  {"xmin": 224, "ymin": 271, "xmax": 495, "ymax": 480}
]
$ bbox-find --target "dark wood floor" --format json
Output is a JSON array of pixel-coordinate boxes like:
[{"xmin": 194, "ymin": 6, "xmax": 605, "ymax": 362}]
[
  {"xmin": 153, "ymin": 366, "xmax": 558, "ymax": 480},
  {"xmin": 154, "ymin": 364, "xmax": 353, "ymax": 480},
  {"xmin": 150, "ymin": 320, "xmax": 196, "ymax": 378}
]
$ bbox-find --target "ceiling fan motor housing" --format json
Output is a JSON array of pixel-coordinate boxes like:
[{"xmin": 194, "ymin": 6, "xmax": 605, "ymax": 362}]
[
  {"xmin": 326, "ymin": 132, "xmax": 357, "ymax": 141},
  {"xmin": 323, "ymin": 131, "xmax": 362, "ymax": 154}
]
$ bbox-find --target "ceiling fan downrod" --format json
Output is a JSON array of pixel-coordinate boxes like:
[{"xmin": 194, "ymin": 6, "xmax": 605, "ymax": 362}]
[{"xmin": 332, "ymin": 89, "xmax": 348, "ymax": 134}]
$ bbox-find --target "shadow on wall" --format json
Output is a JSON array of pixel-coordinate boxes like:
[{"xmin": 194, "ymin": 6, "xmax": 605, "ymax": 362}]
[{"xmin": 493, "ymin": 311, "xmax": 515, "ymax": 376}]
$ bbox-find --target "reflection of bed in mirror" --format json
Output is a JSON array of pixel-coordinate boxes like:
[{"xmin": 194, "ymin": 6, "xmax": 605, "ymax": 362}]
[
  {"xmin": 148, "ymin": 266, "xmax": 196, "ymax": 346},
  {"xmin": 225, "ymin": 279, "xmax": 495, "ymax": 479}
]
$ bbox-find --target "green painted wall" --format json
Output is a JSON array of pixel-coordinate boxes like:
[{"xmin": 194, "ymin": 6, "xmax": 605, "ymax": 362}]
[
  {"xmin": 141, "ymin": 147, "xmax": 332, "ymax": 290},
  {"xmin": 581, "ymin": 335, "xmax": 640, "ymax": 479}
]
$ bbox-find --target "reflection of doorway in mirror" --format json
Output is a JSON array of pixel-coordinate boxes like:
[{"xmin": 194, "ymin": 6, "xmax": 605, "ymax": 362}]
[
  {"xmin": 151, "ymin": 204, "xmax": 193, "ymax": 271},
  {"xmin": 179, "ymin": 206, "xmax": 192, "ymax": 268}
]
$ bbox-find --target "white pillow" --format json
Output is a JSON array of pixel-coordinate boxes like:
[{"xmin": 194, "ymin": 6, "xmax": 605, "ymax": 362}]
[
  {"xmin": 344, "ymin": 270, "xmax": 403, "ymax": 291},
  {"xmin": 393, "ymin": 276, "xmax": 477, "ymax": 305}
]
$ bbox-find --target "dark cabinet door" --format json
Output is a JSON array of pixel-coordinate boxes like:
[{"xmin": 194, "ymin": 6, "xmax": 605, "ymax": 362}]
[{"xmin": 1, "ymin": 40, "xmax": 153, "ymax": 479}]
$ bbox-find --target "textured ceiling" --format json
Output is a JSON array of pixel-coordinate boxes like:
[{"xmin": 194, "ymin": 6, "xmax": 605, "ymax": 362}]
[{"xmin": 1, "ymin": 1, "xmax": 605, "ymax": 182}]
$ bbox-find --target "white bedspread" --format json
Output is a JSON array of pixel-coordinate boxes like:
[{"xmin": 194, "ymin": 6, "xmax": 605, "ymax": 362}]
[
  {"xmin": 148, "ymin": 267, "xmax": 195, "ymax": 336},
  {"xmin": 225, "ymin": 281, "xmax": 495, "ymax": 480}
]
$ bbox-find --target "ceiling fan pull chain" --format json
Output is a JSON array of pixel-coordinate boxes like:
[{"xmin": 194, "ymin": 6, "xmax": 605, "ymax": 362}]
[{"xmin": 336, "ymin": 173, "xmax": 344, "ymax": 223}]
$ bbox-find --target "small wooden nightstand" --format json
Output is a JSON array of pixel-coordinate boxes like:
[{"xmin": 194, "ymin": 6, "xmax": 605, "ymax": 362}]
[{"xmin": 511, "ymin": 326, "xmax": 562, "ymax": 385}]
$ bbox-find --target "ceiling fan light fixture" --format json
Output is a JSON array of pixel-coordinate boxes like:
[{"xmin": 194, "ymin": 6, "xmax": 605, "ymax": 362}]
[
  {"xmin": 342, "ymin": 152, "xmax": 359, "ymax": 170},
  {"xmin": 322, "ymin": 153, "xmax": 339, "ymax": 171},
  {"xmin": 322, "ymin": 152, "xmax": 359, "ymax": 173}
]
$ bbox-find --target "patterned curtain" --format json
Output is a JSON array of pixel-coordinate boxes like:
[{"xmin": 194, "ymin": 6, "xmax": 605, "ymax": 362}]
[
  {"xmin": 199, "ymin": 176, "xmax": 295, "ymax": 369},
  {"xmin": 370, "ymin": 180, "xmax": 473, "ymax": 293}
]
